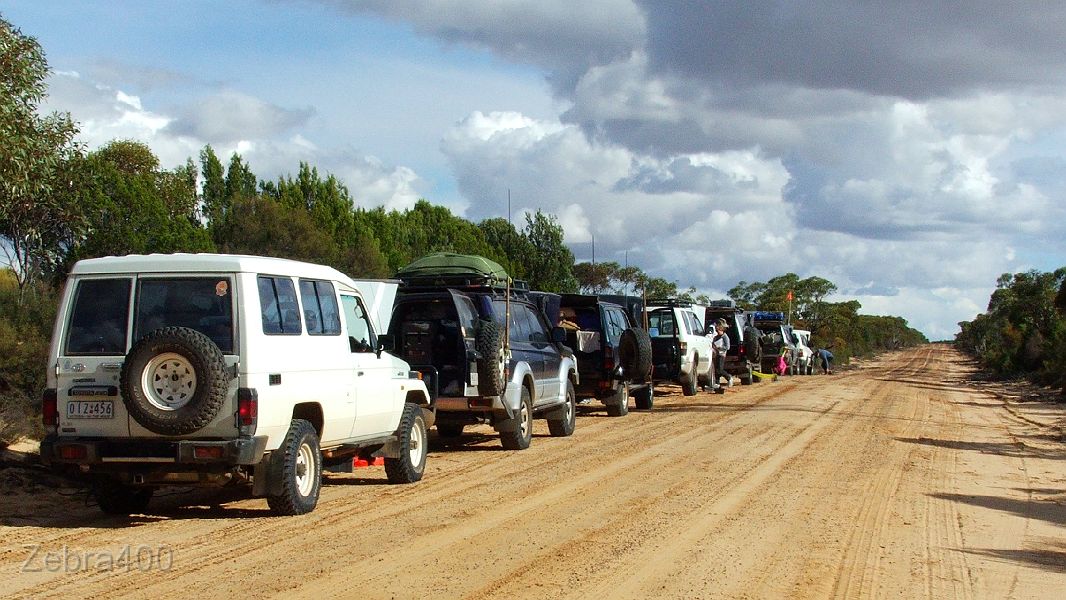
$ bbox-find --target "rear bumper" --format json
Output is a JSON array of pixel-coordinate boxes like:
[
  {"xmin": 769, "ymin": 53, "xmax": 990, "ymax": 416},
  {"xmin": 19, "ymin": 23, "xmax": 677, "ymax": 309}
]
[{"xmin": 41, "ymin": 435, "xmax": 269, "ymax": 467}]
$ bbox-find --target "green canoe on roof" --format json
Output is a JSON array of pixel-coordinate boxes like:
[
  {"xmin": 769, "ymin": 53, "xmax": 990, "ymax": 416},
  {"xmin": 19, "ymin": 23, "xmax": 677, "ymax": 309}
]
[{"xmin": 396, "ymin": 252, "xmax": 510, "ymax": 287}]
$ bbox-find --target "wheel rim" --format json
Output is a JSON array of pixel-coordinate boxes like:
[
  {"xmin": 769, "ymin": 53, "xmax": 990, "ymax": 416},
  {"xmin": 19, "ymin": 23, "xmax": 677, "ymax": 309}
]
[
  {"xmin": 520, "ymin": 398, "xmax": 531, "ymax": 439},
  {"xmin": 295, "ymin": 440, "xmax": 316, "ymax": 497},
  {"xmin": 142, "ymin": 352, "xmax": 197, "ymax": 411},
  {"xmin": 566, "ymin": 389, "xmax": 575, "ymax": 422},
  {"xmin": 408, "ymin": 417, "xmax": 425, "ymax": 467}
]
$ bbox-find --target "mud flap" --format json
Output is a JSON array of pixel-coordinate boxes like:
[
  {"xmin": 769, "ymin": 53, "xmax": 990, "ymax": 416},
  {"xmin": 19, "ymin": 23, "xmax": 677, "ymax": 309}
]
[
  {"xmin": 252, "ymin": 452, "xmax": 278, "ymax": 497},
  {"xmin": 493, "ymin": 409, "xmax": 518, "ymax": 432}
]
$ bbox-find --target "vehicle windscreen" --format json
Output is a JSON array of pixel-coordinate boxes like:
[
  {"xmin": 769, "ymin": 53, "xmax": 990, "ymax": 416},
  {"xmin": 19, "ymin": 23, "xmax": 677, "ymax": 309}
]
[{"xmin": 133, "ymin": 277, "xmax": 235, "ymax": 353}]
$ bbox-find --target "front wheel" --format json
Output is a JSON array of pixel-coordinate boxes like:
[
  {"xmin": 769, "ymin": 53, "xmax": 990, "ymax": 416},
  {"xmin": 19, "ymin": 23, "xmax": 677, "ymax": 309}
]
[
  {"xmin": 548, "ymin": 380, "xmax": 577, "ymax": 436},
  {"xmin": 385, "ymin": 403, "xmax": 428, "ymax": 484},
  {"xmin": 267, "ymin": 419, "xmax": 322, "ymax": 516}
]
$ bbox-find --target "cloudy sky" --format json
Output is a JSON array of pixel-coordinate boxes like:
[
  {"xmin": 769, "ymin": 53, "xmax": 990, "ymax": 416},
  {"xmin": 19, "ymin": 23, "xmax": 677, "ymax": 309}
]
[{"xmin": 5, "ymin": 1, "xmax": 1066, "ymax": 340}]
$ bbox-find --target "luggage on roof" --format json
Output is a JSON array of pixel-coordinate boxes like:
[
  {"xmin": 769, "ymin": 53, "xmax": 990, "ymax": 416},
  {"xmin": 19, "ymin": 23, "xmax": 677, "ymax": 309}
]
[{"xmin": 396, "ymin": 252, "xmax": 511, "ymax": 288}]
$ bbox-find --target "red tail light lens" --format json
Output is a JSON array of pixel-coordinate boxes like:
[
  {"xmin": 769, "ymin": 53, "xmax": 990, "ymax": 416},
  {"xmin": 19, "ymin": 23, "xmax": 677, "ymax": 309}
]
[
  {"xmin": 58, "ymin": 445, "xmax": 87, "ymax": 460},
  {"xmin": 604, "ymin": 346, "xmax": 615, "ymax": 372},
  {"xmin": 237, "ymin": 388, "xmax": 258, "ymax": 434},
  {"xmin": 42, "ymin": 389, "xmax": 58, "ymax": 432}
]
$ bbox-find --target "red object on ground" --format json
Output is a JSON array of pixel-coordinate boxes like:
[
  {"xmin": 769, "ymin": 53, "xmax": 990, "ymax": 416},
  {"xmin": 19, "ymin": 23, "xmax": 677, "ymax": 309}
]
[{"xmin": 353, "ymin": 457, "xmax": 385, "ymax": 468}]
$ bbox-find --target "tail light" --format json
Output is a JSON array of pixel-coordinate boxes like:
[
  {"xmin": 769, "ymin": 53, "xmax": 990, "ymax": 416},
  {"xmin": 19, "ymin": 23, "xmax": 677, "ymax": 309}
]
[
  {"xmin": 604, "ymin": 346, "xmax": 615, "ymax": 373},
  {"xmin": 42, "ymin": 389, "xmax": 58, "ymax": 434},
  {"xmin": 679, "ymin": 341, "xmax": 688, "ymax": 353},
  {"xmin": 738, "ymin": 344, "xmax": 746, "ymax": 358},
  {"xmin": 237, "ymin": 388, "xmax": 258, "ymax": 435}
]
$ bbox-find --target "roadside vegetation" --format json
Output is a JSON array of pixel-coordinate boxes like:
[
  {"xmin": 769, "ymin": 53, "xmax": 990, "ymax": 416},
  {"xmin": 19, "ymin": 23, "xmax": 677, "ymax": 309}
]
[
  {"xmin": 956, "ymin": 269, "xmax": 1066, "ymax": 397},
  {"xmin": 0, "ymin": 16, "xmax": 926, "ymax": 446}
]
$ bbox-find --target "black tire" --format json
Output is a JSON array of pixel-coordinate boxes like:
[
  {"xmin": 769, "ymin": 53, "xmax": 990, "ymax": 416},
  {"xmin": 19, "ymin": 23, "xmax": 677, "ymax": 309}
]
[
  {"xmin": 740, "ymin": 365, "xmax": 753, "ymax": 385},
  {"xmin": 266, "ymin": 419, "xmax": 322, "ymax": 516},
  {"xmin": 682, "ymin": 359, "xmax": 698, "ymax": 396},
  {"xmin": 120, "ymin": 326, "xmax": 228, "ymax": 436},
  {"xmin": 744, "ymin": 326, "xmax": 762, "ymax": 364},
  {"xmin": 385, "ymin": 403, "xmax": 428, "ymax": 484},
  {"xmin": 499, "ymin": 386, "xmax": 533, "ymax": 450},
  {"xmin": 547, "ymin": 380, "xmax": 577, "ymax": 436},
  {"xmin": 436, "ymin": 422, "xmax": 464, "ymax": 439},
  {"xmin": 93, "ymin": 479, "xmax": 153, "ymax": 516},
  {"xmin": 475, "ymin": 320, "xmax": 505, "ymax": 397},
  {"xmin": 633, "ymin": 384, "xmax": 654, "ymax": 410},
  {"xmin": 619, "ymin": 328, "xmax": 653, "ymax": 382},
  {"xmin": 605, "ymin": 383, "xmax": 629, "ymax": 417}
]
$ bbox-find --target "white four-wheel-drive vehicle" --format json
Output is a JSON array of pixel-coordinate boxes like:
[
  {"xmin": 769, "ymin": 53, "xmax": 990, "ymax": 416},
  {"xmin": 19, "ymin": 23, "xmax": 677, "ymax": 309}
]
[
  {"xmin": 790, "ymin": 328, "xmax": 815, "ymax": 375},
  {"xmin": 645, "ymin": 300, "xmax": 719, "ymax": 396},
  {"xmin": 41, "ymin": 254, "xmax": 432, "ymax": 516}
]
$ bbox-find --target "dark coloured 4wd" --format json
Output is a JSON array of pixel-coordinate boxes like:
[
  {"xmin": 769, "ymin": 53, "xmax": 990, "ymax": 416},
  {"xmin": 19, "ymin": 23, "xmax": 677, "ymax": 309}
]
[
  {"xmin": 556, "ymin": 294, "xmax": 654, "ymax": 414},
  {"xmin": 388, "ymin": 253, "xmax": 579, "ymax": 450}
]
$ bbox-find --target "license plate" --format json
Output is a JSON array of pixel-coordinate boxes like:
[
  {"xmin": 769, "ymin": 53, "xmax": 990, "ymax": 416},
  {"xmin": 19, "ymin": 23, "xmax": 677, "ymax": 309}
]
[{"xmin": 67, "ymin": 401, "xmax": 114, "ymax": 419}]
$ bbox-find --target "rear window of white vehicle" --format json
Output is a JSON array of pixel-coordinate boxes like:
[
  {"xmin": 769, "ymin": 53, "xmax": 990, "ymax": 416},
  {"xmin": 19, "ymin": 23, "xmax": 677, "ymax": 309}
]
[
  {"xmin": 65, "ymin": 278, "xmax": 132, "ymax": 355},
  {"xmin": 133, "ymin": 277, "xmax": 235, "ymax": 353}
]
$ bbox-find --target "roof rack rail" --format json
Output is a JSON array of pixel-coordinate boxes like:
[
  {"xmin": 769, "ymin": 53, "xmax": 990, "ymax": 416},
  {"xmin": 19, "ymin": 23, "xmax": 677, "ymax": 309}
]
[{"xmin": 645, "ymin": 298, "xmax": 692, "ymax": 308}]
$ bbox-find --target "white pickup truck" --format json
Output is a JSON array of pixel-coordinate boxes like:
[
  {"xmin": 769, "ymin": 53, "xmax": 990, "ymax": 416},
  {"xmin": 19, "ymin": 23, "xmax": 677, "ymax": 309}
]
[{"xmin": 41, "ymin": 253, "xmax": 432, "ymax": 516}]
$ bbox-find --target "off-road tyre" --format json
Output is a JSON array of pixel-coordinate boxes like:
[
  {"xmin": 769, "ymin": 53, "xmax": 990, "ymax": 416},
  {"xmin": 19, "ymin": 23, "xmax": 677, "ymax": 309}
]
[
  {"xmin": 475, "ymin": 320, "xmax": 505, "ymax": 397},
  {"xmin": 740, "ymin": 365, "xmax": 753, "ymax": 385},
  {"xmin": 93, "ymin": 479, "xmax": 153, "ymax": 516},
  {"xmin": 266, "ymin": 419, "xmax": 322, "ymax": 516},
  {"xmin": 436, "ymin": 422, "xmax": 464, "ymax": 439},
  {"xmin": 385, "ymin": 403, "xmax": 428, "ymax": 484},
  {"xmin": 547, "ymin": 380, "xmax": 577, "ymax": 437},
  {"xmin": 619, "ymin": 328, "xmax": 653, "ymax": 382},
  {"xmin": 633, "ymin": 384, "xmax": 654, "ymax": 410},
  {"xmin": 605, "ymin": 383, "xmax": 629, "ymax": 417},
  {"xmin": 743, "ymin": 326, "xmax": 762, "ymax": 364},
  {"xmin": 120, "ymin": 326, "xmax": 229, "ymax": 436},
  {"xmin": 682, "ymin": 359, "xmax": 699, "ymax": 396},
  {"xmin": 499, "ymin": 386, "xmax": 533, "ymax": 450}
]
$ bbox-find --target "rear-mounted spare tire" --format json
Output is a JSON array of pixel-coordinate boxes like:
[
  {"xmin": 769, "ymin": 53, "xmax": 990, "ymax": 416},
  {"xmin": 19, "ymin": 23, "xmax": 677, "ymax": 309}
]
[
  {"xmin": 475, "ymin": 319, "xmax": 505, "ymax": 397},
  {"xmin": 619, "ymin": 327, "xmax": 653, "ymax": 382},
  {"xmin": 120, "ymin": 326, "xmax": 229, "ymax": 436}
]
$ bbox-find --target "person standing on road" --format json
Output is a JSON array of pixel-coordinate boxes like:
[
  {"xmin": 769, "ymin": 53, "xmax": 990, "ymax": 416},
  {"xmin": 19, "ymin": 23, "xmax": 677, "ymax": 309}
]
[
  {"xmin": 711, "ymin": 318, "xmax": 732, "ymax": 388},
  {"xmin": 817, "ymin": 347, "xmax": 834, "ymax": 374}
]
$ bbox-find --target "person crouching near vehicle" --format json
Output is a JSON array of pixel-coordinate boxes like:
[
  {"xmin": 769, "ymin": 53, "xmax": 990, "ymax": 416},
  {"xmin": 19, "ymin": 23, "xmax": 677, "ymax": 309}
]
[{"xmin": 817, "ymin": 347, "xmax": 834, "ymax": 374}]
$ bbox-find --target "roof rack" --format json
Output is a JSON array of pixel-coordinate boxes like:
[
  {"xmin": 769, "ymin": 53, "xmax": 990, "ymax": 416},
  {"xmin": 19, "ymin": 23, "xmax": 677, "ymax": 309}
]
[
  {"xmin": 750, "ymin": 310, "xmax": 786, "ymax": 323},
  {"xmin": 645, "ymin": 298, "xmax": 692, "ymax": 308},
  {"xmin": 706, "ymin": 299, "xmax": 737, "ymax": 308}
]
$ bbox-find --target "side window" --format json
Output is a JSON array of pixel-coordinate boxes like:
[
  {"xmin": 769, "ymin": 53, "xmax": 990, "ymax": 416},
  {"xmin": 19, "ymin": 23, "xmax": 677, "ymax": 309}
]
[
  {"xmin": 491, "ymin": 300, "xmax": 530, "ymax": 343},
  {"xmin": 510, "ymin": 304, "xmax": 532, "ymax": 343},
  {"xmin": 691, "ymin": 313, "xmax": 705, "ymax": 336},
  {"xmin": 341, "ymin": 295, "xmax": 376, "ymax": 353},
  {"xmin": 605, "ymin": 309, "xmax": 625, "ymax": 345},
  {"xmin": 298, "ymin": 279, "xmax": 341, "ymax": 336},
  {"xmin": 258, "ymin": 276, "xmax": 302, "ymax": 335},
  {"xmin": 65, "ymin": 278, "xmax": 132, "ymax": 355},
  {"xmin": 523, "ymin": 305, "xmax": 549, "ymax": 343}
]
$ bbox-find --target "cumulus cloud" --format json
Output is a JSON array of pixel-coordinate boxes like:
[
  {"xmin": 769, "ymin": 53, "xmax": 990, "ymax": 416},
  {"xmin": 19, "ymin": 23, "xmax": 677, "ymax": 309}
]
[
  {"xmin": 164, "ymin": 90, "xmax": 315, "ymax": 143},
  {"xmin": 41, "ymin": 71, "xmax": 425, "ymax": 212},
  {"xmin": 318, "ymin": 0, "xmax": 644, "ymax": 91}
]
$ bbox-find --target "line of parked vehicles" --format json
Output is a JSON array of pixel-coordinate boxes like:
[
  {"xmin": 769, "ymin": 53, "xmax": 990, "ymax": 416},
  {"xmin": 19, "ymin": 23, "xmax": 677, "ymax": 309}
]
[{"xmin": 38, "ymin": 252, "xmax": 816, "ymax": 517}]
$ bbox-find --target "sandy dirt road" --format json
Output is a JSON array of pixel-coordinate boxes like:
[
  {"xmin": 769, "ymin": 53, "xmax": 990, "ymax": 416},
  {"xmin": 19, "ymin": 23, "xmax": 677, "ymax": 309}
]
[{"xmin": 1, "ymin": 345, "xmax": 1064, "ymax": 599}]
